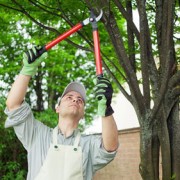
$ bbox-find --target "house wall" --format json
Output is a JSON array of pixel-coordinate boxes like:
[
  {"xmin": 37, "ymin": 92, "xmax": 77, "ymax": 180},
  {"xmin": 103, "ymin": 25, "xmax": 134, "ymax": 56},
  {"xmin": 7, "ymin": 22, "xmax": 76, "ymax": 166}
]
[{"xmin": 93, "ymin": 127, "xmax": 142, "ymax": 180}]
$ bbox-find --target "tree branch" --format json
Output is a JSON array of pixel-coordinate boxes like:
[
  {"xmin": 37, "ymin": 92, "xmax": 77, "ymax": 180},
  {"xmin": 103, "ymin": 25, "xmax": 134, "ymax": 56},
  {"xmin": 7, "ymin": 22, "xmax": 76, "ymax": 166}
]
[
  {"xmin": 171, "ymin": 86, "xmax": 180, "ymax": 99},
  {"xmin": 0, "ymin": 3, "xmax": 21, "ymax": 12},
  {"xmin": 102, "ymin": 52, "xmax": 128, "ymax": 81},
  {"xmin": 10, "ymin": 0, "xmax": 57, "ymax": 33},
  {"xmin": 102, "ymin": 58, "xmax": 132, "ymax": 103},
  {"xmin": 113, "ymin": 0, "xmax": 140, "ymax": 43},
  {"xmin": 151, "ymin": 51, "xmax": 174, "ymax": 120},
  {"xmin": 168, "ymin": 70, "xmax": 180, "ymax": 89},
  {"xmin": 126, "ymin": 0, "xmax": 136, "ymax": 72},
  {"xmin": 136, "ymin": 0, "xmax": 151, "ymax": 109},
  {"xmin": 6, "ymin": 0, "xmax": 92, "ymax": 52},
  {"xmin": 98, "ymin": 3, "xmax": 145, "ymax": 115},
  {"xmin": 29, "ymin": 0, "xmax": 93, "ymax": 48}
]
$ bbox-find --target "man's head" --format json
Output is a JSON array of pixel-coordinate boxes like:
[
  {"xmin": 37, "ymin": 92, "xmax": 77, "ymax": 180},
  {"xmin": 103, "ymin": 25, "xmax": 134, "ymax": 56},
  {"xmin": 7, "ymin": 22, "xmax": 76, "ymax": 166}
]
[
  {"xmin": 56, "ymin": 82, "xmax": 86, "ymax": 121},
  {"xmin": 58, "ymin": 82, "xmax": 86, "ymax": 105}
]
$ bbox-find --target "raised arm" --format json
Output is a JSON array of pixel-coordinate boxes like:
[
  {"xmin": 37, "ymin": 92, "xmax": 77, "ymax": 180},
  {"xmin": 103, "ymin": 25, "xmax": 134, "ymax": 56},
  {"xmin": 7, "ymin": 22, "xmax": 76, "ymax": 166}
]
[
  {"xmin": 6, "ymin": 46, "xmax": 46, "ymax": 111},
  {"xmin": 102, "ymin": 115, "xmax": 118, "ymax": 152},
  {"xmin": 95, "ymin": 77, "xmax": 118, "ymax": 152},
  {"xmin": 6, "ymin": 75, "xmax": 31, "ymax": 111}
]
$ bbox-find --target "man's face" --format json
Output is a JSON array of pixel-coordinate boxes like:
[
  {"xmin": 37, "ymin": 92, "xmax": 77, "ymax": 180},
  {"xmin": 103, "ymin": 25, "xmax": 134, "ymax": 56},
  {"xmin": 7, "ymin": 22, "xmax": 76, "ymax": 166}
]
[{"xmin": 57, "ymin": 91, "xmax": 85, "ymax": 120}]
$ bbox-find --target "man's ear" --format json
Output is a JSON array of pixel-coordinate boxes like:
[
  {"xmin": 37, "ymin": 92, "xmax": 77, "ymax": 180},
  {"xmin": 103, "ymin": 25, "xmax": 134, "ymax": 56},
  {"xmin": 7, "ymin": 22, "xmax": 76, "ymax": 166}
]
[
  {"xmin": 55, "ymin": 105, "xmax": 60, "ymax": 113},
  {"xmin": 81, "ymin": 111, "xmax": 85, "ymax": 120}
]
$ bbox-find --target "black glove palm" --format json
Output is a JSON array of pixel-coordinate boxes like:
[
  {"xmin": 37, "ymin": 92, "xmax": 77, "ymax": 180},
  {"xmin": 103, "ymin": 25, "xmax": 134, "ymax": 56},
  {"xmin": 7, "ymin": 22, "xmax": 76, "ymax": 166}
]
[
  {"xmin": 95, "ymin": 77, "xmax": 114, "ymax": 116},
  {"xmin": 20, "ymin": 46, "xmax": 47, "ymax": 76},
  {"xmin": 26, "ymin": 46, "xmax": 46, "ymax": 64}
]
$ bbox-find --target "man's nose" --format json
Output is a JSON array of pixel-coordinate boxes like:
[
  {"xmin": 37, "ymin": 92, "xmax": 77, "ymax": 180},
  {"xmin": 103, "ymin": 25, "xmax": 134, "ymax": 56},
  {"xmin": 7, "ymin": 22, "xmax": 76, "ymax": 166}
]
[{"xmin": 72, "ymin": 98, "xmax": 78, "ymax": 103}]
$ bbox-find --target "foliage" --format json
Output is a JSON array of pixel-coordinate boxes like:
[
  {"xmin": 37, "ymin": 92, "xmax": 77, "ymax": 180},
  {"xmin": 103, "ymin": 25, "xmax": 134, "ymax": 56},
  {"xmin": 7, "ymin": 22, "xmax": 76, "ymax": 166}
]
[
  {"xmin": 0, "ymin": 2, "xmax": 109, "ymax": 178},
  {"xmin": 0, "ymin": 2, "xmax": 99, "ymax": 125},
  {"xmin": 0, "ymin": 97, "xmax": 27, "ymax": 179},
  {"xmin": 170, "ymin": 174, "xmax": 176, "ymax": 180}
]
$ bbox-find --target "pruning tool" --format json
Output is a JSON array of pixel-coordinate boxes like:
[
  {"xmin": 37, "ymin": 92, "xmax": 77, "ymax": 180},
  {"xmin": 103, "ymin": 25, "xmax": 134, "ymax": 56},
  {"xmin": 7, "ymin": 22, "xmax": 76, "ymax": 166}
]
[{"xmin": 28, "ymin": 10, "xmax": 103, "ymax": 77}]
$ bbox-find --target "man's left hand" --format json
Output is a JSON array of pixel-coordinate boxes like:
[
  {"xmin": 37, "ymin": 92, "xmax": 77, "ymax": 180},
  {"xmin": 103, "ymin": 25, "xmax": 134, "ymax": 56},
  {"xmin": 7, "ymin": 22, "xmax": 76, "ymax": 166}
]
[{"xmin": 95, "ymin": 77, "xmax": 114, "ymax": 117}]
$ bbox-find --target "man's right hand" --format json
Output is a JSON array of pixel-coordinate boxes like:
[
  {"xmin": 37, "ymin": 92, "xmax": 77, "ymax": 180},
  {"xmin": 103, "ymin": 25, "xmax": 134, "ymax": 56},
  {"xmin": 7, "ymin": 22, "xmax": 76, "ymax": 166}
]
[{"xmin": 20, "ymin": 46, "xmax": 47, "ymax": 76}]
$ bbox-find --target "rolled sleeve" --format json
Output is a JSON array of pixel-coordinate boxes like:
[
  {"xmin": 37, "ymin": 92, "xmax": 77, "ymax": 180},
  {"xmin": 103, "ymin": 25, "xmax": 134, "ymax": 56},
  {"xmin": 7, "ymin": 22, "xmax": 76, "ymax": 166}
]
[
  {"xmin": 4, "ymin": 101, "xmax": 32, "ymax": 128},
  {"xmin": 90, "ymin": 135, "xmax": 117, "ymax": 173},
  {"xmin": 4, "ymin": 101, "xmax": 42, "ymax": 150}
]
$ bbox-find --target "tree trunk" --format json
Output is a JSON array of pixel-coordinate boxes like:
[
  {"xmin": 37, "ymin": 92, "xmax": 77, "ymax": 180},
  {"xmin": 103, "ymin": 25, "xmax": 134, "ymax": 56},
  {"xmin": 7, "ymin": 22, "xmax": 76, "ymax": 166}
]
[
  {"xmin": 33, "ymin": 71, "xmax": 44, "ymax": 111},
  {"xmin": 139, "ymin": 123, "xmax": 154, "ymax": 179},
  {"xmin": 157, "ymin": 107, "xmax": 171, "ymax": 180},
  {"xmin": 152, "ymin": 126, "xmax": 160, "ymax": 179},
  {"xmin": 139, "ymin": 113, "xmax": 162, "ymax": 180},
  {"xmin": 168, "ymin": 102, "xmax": 180, "ymax": 179}
]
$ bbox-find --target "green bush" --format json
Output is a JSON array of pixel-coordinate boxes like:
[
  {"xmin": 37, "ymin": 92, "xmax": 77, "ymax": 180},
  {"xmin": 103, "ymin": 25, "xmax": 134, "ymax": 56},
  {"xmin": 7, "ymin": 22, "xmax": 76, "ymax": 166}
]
[{"xmin": 0, "ymin": 97, "xmax": 27, "ymax": 179}]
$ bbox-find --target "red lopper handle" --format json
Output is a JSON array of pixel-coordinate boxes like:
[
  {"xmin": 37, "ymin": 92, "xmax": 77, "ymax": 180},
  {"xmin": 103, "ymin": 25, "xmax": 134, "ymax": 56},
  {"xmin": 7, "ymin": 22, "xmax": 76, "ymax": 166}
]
[
  {"xmin": 45, "ymin": 23, "xmax": 83, "ymax": 50},
  {"xmin": 93, "ymin": 30, "xmax": 103, "ymax": 77}
]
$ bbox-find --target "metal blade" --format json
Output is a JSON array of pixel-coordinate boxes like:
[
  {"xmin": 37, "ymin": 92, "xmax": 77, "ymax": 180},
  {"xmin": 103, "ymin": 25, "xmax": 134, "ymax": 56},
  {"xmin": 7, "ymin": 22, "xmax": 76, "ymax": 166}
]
[
  {"xmin": 95, "ymin": 10, "xmax": 103, "ymax": 22},
  {"xmin": 82, "ymin": 9, "xmax": 103, "ymax": 26}
]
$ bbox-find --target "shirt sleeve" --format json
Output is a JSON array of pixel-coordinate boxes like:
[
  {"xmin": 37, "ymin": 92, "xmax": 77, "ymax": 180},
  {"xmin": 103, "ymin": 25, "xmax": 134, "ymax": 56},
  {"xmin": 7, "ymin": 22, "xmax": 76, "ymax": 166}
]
[
  {"xmin": 90, "ymin": 134, "xmax": 117, "ymax": 173},
  {"xmin": 4, "ymin": 101, "xmax": 49, "ymax": 151}
]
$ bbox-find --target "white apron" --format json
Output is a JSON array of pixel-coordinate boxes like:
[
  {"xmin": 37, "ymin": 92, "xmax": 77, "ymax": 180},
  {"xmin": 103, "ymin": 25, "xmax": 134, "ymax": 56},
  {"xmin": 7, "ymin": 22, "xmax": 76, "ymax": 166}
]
[{"xmin": 35, "ymin": 127, "xmax": 83, "ymax": 180}]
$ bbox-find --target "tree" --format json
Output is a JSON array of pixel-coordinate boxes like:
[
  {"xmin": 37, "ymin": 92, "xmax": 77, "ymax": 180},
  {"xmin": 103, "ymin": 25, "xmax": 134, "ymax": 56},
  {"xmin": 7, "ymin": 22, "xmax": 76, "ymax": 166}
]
[
  {"xmin": 0, "ymin": 0, "xmax": 179, "ymax": 179},
  {"xmin": 86, "ymin": 1, "xmax": 180, "ymax": 179}
]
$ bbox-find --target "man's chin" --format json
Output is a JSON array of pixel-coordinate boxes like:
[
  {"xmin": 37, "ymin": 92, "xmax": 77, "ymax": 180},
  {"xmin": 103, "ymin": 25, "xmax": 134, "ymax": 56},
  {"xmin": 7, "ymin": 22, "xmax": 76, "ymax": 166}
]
[{"xmin": 68, "ymin": 110, "xmax": 82, "ymax": 119}]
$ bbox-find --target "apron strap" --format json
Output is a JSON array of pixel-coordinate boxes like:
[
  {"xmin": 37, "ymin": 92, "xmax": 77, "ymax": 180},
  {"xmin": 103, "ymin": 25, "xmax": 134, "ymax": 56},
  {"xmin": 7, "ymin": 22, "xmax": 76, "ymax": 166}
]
[
  {"xmin": 53, "ymin": 126, "xmax": 58, "ymax": 145},
  {"xmin": 74, "ymin": 131, "xmax": 81, "ymax": 147}
]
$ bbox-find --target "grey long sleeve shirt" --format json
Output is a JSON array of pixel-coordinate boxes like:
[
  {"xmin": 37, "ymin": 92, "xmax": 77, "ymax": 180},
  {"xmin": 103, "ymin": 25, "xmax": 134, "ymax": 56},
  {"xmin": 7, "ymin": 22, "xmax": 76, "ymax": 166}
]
[{"xmin": 4, "ymin": 102, "xmax": 117, "ymax": 180}]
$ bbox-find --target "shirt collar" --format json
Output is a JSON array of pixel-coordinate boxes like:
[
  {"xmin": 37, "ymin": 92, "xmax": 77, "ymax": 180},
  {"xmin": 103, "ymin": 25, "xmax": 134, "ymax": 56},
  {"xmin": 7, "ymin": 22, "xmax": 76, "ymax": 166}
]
[{"xmin": 58, "ymin": 127, "xmax": 79, "ymax": 138}]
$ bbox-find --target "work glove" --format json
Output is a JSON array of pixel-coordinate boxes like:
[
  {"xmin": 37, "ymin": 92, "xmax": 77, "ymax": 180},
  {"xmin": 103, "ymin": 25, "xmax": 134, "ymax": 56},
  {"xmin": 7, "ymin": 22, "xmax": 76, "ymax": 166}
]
[
  {"xmin": 95, "ymin": 77, "xmax": 114, "ymax": 117},
  {"xmin": 20, "ymin": 46, "xmax": 47, "ymax": 76}
]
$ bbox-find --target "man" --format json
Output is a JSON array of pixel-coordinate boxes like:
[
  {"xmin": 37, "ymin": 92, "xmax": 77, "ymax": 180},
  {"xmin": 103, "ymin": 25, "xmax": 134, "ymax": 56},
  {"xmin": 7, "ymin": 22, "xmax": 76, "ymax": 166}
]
[{"xmin": 4, "ymin": 47, "xmax": 118, "ymax": 180}]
